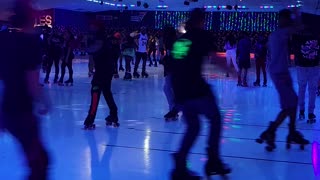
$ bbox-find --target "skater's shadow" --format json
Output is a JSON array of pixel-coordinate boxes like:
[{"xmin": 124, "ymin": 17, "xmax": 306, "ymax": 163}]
[{"xmin": 84, "ymin": 128, "xmax": 119, "ymax": 180}]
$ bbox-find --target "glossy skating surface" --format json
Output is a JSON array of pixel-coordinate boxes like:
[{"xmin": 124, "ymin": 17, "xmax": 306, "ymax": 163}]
[{"xmin": 0, "ymin": 60, "xmax": 318, "ymax": 180}]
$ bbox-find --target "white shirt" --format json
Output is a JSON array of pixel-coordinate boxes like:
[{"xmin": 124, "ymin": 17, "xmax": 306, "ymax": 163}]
[{"xmin": 137, "ymin": 33, "xmax": 148, "ymax": 53}]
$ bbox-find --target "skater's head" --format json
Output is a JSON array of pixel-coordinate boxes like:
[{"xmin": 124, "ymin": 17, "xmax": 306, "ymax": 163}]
[
  {"xmin": 278, "ymin": 9, "xmax": 294, "ymax": 28},
  {"xmin": 140, "ymin": 26, "xmax": 146, "ymax": 35},
  {"xmin": 9, "ymin": 0, "xmax": 35, "ymax": 29},
  {"xmin": 185, "ymin": 8, "xmax": 205, "ymax": 31}
]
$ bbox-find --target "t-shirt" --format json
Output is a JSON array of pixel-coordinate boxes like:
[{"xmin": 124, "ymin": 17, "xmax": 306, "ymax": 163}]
[
  {"xmin": 293, "ymin": 32, "xmax": 320, "ymax": 67},
  {"xmin": 171, "ymin": 28, "xmax": 215, "ymax": 103},
  {"xmin": 237, "ymin": 37, "xmax": 251, "ymax": 61},
  {"xmin": 0, "ymin": 31, "xmax": 42, "ymax": 113},
  {"xmin": 91, "ymin": 35, "xmax": 115, "ymax": 84},
  {"xmin": 137, "ymin": 33, "xmax": 148, "ymax": 53}
]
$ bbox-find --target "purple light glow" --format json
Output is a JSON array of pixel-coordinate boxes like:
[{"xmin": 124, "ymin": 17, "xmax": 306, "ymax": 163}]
[{"xmin": 312, "ymin": 141, "xmax": 319, "ymax": 176}]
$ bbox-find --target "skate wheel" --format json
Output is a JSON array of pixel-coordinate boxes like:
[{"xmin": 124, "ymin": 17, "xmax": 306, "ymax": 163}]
[
  {"xmin": 286, "ymin": 143, "xmax": 291, "ymax": 150},
  {"xmin": 266, "ymin": 146, "xmax": 274, "ymax": 152},
  {"xmin": 256, "ymin": 138, "xmax": 263, "ymax": 144}
]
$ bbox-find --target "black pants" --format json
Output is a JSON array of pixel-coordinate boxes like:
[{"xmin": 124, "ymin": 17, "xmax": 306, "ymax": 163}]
[
  {"xmin": 125, "ymin": 55, "xmax": 133, "ymax": 72},
  {"xmin": 3, "ymin": 112, "xmax": 49, "ymax": 180},
  {"xmin": 60, "ymin": 58, "xmax": 73, "ymax": 82},
  {"xmin": 148, "ymin": 48, "xmax": 156, "ymax": 64},
  {"xmin": 45, "ymin": 55, "xmax": 60, "ymax": 81},
  {"xmin": 87, "ymin": 76, "xmax": 118, "ymax": 120},
  {"xmin": 134, "ymin": 52, "xmax": 148, "ymax": 73},
  {"xmin": 112, "ymin": 54, "xmax": 120, "ymax": 74},
  {"xmin": 255, "ymin": 57, "xmax": 267, "ymax": 84},
  {"xmin": 176, "ymin": 94, "xmax": 222, "ymax": 167}
]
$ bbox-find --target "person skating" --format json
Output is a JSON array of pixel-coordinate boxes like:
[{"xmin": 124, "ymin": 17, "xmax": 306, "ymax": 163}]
[
  {"xmin": 122, "ymin": 33, "xmax": 137, "ymax": 80},
  {"xmin": 170, "ymin": 8, "xmax": 231, "ymax": 179},
  {"xmin": 253, "ymin": 35, "xmax": 268, "ymax": 87},
  {"xmin": 162, "ymin": 25, "xmax": 179, "ymax": 121},
  {"xmin": 236, "ymin": 32, "xmax": 251, "ymax": 87},
  {"xmin": 0, "ymin": 0, "xmax": 51, "ymax": 179},
  {"xmin": 224, "ymin": 34, "xmax": 239, "ymax": 77},
  {"xmin": 84, "ymin": 21, "xmax": 119, "ymax": 129},
  {"xmin": 293, "ymin": 26, "xmax": 320, "ymax": 124},
  {"xmin": 256, "ymin": 8, "xmax": 310, "ymax": 151}
]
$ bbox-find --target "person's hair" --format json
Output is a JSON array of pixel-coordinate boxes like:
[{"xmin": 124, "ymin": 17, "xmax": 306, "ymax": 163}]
[
  {"xmin": 226, "ymin": 34, "xmax": 236, "ymax": 46},
  {"xmin": 185, "ymin": 8, "xmax": 205, "ymax": 31}
]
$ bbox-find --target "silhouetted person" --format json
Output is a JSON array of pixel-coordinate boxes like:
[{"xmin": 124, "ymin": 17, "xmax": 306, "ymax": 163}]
[{"xmin": 0, "ymin": 0, "xmax": 51, "ymax": 179}]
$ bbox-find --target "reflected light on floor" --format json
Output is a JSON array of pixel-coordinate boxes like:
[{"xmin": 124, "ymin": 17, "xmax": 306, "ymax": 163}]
[
  {"xmin": 215, "ymin": 52, "xmax": 295, "ymax": 60},
  {"xmin": 143, "ymin": 128, "xmax": 151, "ymax": 173},
  {"xmin": 312, "ymin": 141, "xmax": 319, "ymax": 176}
]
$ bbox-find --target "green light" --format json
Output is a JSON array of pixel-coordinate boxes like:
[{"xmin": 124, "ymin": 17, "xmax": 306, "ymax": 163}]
[{"xmin": 172, "ymin": 39, "xmax": 192, "ymax": 60}]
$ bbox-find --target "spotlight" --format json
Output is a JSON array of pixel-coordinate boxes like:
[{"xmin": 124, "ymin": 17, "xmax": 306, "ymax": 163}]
[
  {"xmin": 137, "ymin": 1, "xmax": 141, "ymax": 7},
  {"xmin": 226, "ymin": 5, "xmax": 232, "ymax": 10},
  {"xmin": 184, "ymin": 1, "xmax": 190, "ymax": 5},
  {"xmin": 100, "ymin": 0, "xmax": 103, "ymax": 5},
  {"xmin": 143, "ymin": 3, "xmax": 149, "ymax": 8}
]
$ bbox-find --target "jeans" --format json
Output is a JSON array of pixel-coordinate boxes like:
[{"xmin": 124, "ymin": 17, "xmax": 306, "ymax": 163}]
[
  {"xmin": 163, "ymin": 75, "xmax": 175, "ymax": 111},
  {"xmin": 297, "ymin": 66, "xmax": 319, "ymax": 114},
  {"xmin": 255, "ymin": 57, "xmax": 267, "ymax": 84},
  {"xmin": 226, "ymin": 49, "xmax": 239, "ymax": 73},
  {"xmin": 134, "ymin": 52, "xmax": 148, "ymax": 73}
]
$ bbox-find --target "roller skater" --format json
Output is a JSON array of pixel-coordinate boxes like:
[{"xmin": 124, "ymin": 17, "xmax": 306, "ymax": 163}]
[
  {"xmin": 292, "ymin": 22, "xmax": 320, "ymax": 124},
  {"xmin": 132, "ymin": 27, "xmax": 149, "ymax": 78},
  {"xmin": 83, "ymin": 20, "xmax": 119, "ymax": 130},
  {"xmin": 162, "ymin": 25, "xmax": 179, "ymax": 122},
  {"xmin": 237, "ymin": 32, "xmax": 251, "ymax": 87},
  {"xmin": 256, "ymin": 8, "xmax": 310, "ymax": 151},
  {"xmin": 59, "ymin": 29, "xmax": 75, "ymax": 86},
  {"xmin": 170, "ymin": 9, "xmax": 231, "ymax": 179},
  {"xmin": 253, "ymin": 35, "xmax": 268, "ymax": 87}
]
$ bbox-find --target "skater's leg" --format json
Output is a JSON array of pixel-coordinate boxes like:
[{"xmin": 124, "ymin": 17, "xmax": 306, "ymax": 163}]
[
  {"xmin": 134, "ymin": 52, "xmax": 142, "ymax": 72},
  {"xmin": 44, "ymin": 57, "xmax": 54, "ymax": 81},
  {"xmin": 88, "ymin": 55, "xmax": 94, "ymax": 74},
  {"xmin": 243, "ymin": 68, "xmax": 248, "ymax": 84},
  {"xmin": 59, "ymin": 61, "xmax": 66, "ymax": 82},
  {"xmin": 163, "ymin": 75, "xmax": 175, "ymax": 111},
  {"xmin": 255, "ymin": 58, "xmax": 261, "ymax": 84},
  {"xmin": 297, "ymin": 67, "xmax": 307, "ymax": 112},
  {"xmin": 261, "ymin": 58, "xmax": 267, "ymax": 85},
  {"xmin": 67, "ymin": 59, "xmax": 73, "ymax": 81},
  {"xmin": 231, "ymin": 50, "xmax": 239, "ymax": 72},
  {"xmin": 125, "ymin": 56, "xmax": 132, "ymax": 72},
  {"xmin": 4, "ymin": 113, "xmax": 49, "ymax": 180},
  {"xmin": 141, "ymin": 52, "xmax": 148, "ymax": 73},
  {"xmin": 152, "ymin": 49, "xmax": 157, "ymax": 65},
  {"xmin": 148, "ymin": 49, "xmax": 153, "ymax": 65},
  {"xmin": 225, "ymin": 51, "xmax": 231, "ymax": 75},
  {"xmin": 53, "ymin": 57, "xmax": 60, "ymax": 81},
  {"xmin": 87, "ymin": 85, "xmax": 102, "ymax": 119},
  {"xmin": 177, "ymin": 102, "xmax": 200, "ymax": 164},
  {"xmin": 102, "ymin": 76, "xmax": 118, "ymax": 116},
  {"xmin": 307, "ymin": 67, "xmax": 319, "ymax": 114}
]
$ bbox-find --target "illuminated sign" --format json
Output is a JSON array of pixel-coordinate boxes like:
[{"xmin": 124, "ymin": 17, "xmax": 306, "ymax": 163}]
[{"xmin": 34, "ymin": 15, "xmax": 52, "ymax": 28}]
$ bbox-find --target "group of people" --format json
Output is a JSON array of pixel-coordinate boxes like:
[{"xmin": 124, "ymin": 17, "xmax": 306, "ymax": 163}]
[{"xmin": 0, "ymin": 0, "xmax": 318, "ymax": 179}]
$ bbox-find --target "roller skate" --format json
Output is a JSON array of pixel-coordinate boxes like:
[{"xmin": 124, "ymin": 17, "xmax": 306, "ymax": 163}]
[
  {"xmin": 298, "ymin": 110, "xmax": 305, "ymax": 120},
  {"xmin": 133, "ymin": 71, "xmax": 140, "ymax": 78},
  {"xmin": 64, "ymin": 79, "xmax": 73, "ymax": 86},
  {"xmin": 154, "ymin": 61, "xmax": 158, "ymax": 67},
  {"xmin": 256, "ymin": 122, "xmax": 276, "ymax": 151},
  {"xmin": 141, "ymin": 71, "xmax": 149, "ymax": 78},
  {"xmin": 171, "ymin": 153, "xmax": 201, "ymax": 180},
  {"xmin": 205, "ymin": 148, "xmax": 231, "ymax": 177},
  {"xmin": 84, "ymin": 116, "xmax": 96, "ymax": 130},
  {"xmin": 44, "ymin": 78, "xmax": 50, "ymax": 84},
  {"xmin": 262, "ymin": 81, "xmax": 267, "ymax": 87},
  {"xmin": 164, "ymin": 109, "xmax": 179, "ymax": 121},
  {"xmin": 307, "ymin": 113, "xmax": 316, "ymax": 124},
  {"xmin": 58, "ymin": 79, "xmax": 64, "ymax": 86},
  {"xmin": 286, "ymin": 130, "xmax": 310, "ymax": 150},
  {"xmin": 113, "ymin": 73, "xmax": 119, "ymax": 79},
  {"xmin": 105, "ymin": 115, "xmax": 120, "ymax": 127},
  {"xmin": 123, "ymin": 72, "xmax": 132, "ymax": 81},
  {"xmin": 253, "ymin": 81, "xmax": 260, "ymax": 87},
  {"xmin": 242, "ymin": 80, "xmax": 248, "ymax": 87},
  {"xmin": 119, "ymin": 66, "xmax": 124, "ymax": 72},
  {"xmin": 237, "ymin": 76, "xmax": 242, "ymax": 86},
  {"xmin": 53, "ymin": 77, "xmax": 58, "ymax": 84}
]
